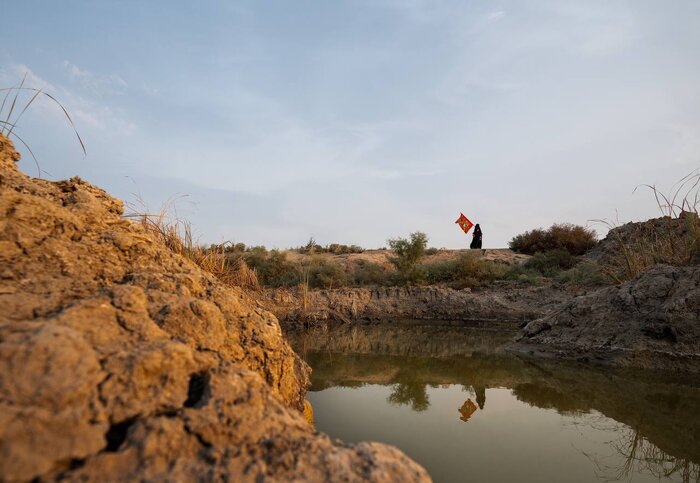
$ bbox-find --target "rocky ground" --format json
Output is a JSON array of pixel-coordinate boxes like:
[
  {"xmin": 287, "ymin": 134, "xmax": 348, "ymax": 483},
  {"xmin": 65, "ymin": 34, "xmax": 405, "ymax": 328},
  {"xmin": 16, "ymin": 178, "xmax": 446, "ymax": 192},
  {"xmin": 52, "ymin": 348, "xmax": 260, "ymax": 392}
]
[
  {"xmin": 265, "ymin": 283, "xmax": 571, "ymax": 326},
  {"xmin": 512, "ymin": 264, "xmax": 700, "ymax": 372},
  {"xmin": 0, "ymin": 134, "xmax": 430, "ymax": 482}
]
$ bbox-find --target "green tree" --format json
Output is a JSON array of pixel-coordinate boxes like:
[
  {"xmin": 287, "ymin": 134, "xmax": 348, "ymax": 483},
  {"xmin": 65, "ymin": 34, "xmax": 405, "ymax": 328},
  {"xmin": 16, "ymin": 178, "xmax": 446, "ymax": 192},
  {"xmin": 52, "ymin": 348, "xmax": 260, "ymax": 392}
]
[{"xmin": 387, "ymin": 232, "xmax": 428, "ymax": 274}]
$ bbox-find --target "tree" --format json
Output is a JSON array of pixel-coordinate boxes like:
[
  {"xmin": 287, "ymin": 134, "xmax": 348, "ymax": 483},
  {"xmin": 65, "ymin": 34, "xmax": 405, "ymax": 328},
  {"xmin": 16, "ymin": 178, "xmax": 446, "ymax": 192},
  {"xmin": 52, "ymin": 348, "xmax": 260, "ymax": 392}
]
[{"xmin": 387, "ymin": 232, "xmax": 428, "ymax": 274}]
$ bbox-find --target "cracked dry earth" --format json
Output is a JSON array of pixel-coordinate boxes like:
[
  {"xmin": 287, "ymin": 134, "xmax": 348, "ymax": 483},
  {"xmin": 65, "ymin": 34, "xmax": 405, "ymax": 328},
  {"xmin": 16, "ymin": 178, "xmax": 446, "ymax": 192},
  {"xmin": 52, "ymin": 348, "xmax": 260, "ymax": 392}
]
[{"xmin": 0, "ymin": 134, "xmax": 430, "ymax": 482}]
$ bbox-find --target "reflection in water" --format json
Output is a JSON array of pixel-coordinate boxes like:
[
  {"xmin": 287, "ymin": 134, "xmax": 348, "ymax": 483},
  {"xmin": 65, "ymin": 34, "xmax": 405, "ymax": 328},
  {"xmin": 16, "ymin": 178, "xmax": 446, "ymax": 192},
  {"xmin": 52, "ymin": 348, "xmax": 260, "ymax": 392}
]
[
  {"xmin": 286, "ymin": 324, "xmax": 700, "ymax": 483},
  {"xmin": 388, "ymin": 379, "xmax": 430, "ymax": 412},
  {"xmin": 589, "ymin": 428, "xmax": 700, "ymax": 483},
  {"xmin": 458, "ymin": 399, "xmax": 478, "ymax": 422}
]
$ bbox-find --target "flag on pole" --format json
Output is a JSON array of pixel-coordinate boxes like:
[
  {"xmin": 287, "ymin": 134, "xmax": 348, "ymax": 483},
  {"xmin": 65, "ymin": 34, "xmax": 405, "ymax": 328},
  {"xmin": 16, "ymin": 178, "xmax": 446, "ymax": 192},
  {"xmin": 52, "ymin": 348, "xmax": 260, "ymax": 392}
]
[{"xmin": 455, "ymin": 213, "xmax": 474, "ymax": 234}]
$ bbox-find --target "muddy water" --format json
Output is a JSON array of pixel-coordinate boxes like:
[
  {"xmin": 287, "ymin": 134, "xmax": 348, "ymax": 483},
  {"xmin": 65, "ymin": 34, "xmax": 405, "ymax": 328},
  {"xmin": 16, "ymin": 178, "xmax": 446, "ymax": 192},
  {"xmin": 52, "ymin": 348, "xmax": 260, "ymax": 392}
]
[{"xmin": 285, "ymin": 324, "xmax": 700, "ymax": 483}]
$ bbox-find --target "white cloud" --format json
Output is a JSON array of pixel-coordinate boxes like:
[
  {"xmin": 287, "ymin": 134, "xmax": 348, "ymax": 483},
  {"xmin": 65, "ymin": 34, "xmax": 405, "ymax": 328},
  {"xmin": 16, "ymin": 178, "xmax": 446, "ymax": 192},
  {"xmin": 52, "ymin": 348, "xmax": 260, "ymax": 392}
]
[{"xmin": 487, "ymin": 10, "xmax": 506, "ymax": 21}]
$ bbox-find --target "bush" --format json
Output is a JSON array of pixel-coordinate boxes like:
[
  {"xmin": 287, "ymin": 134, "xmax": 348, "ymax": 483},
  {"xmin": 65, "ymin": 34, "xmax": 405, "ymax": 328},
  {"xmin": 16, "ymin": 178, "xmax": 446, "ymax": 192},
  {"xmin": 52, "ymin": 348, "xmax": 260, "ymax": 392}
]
[
  {"xmin": 522, "ymin": 249, "xmax": 578, "ymax": 277},
  {"xmin": 326, "ymin": 243, "xmax": 364, "ymax": 255},
  {"xmin": 243, "ymin": 249, "xmax": 301, "ymax": 287},
  {"xmin": 424, "ymin": 253, "xmax": 509, "ymax": 289},
  {"xmin": 350, "ymin": 261, "xmax": 389, "ymax": 286},
  {"xmin": 509, "ymin": 223, "xmax": 597, "ymax": 256},
  {"xmin": 556, "ymin": 263, "xmax": 609, "ymax": 287},
  {"xmin": 387, "ymin": 232, "xmax": 429, "ymax": 275},
  {"xmin": 502, "ymin": 265, "xmax": 546, "ymax": 285},
  {"xmin": 307, "ymin": 258, "xmax": 347, "ymax": 289}
]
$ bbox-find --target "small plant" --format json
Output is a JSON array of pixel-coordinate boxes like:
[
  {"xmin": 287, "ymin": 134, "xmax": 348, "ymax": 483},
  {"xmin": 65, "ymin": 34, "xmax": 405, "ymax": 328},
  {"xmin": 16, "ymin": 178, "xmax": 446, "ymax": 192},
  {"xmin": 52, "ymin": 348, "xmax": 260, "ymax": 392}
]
[{"xmin": 387, "ymin": 232, "xmax": 428, "ymax": 274}]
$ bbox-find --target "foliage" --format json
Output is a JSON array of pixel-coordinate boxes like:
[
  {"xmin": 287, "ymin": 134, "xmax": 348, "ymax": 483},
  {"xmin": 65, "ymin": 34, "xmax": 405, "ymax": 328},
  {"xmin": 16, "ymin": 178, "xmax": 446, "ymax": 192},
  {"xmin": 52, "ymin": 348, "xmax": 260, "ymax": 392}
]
[
  {"xmin": 424, "ymin": 253, "xmax": 509, "ymax": 289},
  {"xmin": 350, "ymin": 261, "xmax": 389, "ymax": 286},
  {"xmin": 306, "ymin": 257, "xmax": 347, "ymax": 289},
  {"xmin": 243, "ymin": 249, "xmax": 301, "ymax": 287},
  {"xmin": 522, "ymin": 249, "xmax": 578, "ymax": 277},
  {"xmin": 509, "ymin": 223, "xmax": 597, "ymax": 256},
  {"xmin": 556, "ymin": 263, "xmax": 608, "ymax": 287},
  {"xmin": 387, "ymin": 232, "xmax": 429, "ymax": 275}
]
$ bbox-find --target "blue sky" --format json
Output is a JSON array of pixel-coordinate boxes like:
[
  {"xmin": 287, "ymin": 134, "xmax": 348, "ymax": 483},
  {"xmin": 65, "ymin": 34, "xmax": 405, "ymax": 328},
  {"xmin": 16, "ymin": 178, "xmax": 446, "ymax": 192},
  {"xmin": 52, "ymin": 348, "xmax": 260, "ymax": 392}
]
[{"xmin": 3, "ymin": 0, "xmax": 700, "ymax": 248}]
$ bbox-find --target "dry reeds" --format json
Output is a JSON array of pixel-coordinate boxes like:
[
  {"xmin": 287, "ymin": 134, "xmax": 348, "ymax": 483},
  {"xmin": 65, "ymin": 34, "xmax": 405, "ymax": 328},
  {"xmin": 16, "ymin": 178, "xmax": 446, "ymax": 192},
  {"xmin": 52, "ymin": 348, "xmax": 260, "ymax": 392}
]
[
  {"xmin": 593, "ymin": 170, "xmax": 700, "ymax": 283},
  {"xmin": 1, "ymin": 74, "xmax": 86, "ymax": 175},
  {"xmin": 126, "ymin": 201, "xmax": 260, "ymax": 291}
]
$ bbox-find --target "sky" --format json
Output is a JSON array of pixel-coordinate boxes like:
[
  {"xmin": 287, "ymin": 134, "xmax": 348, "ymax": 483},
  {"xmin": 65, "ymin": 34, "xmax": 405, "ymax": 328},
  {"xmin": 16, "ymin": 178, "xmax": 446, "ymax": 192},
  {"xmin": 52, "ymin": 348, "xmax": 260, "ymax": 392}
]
[{"xmin": 2, "ymin": 0, "xmax": 700, "ymax": 248}]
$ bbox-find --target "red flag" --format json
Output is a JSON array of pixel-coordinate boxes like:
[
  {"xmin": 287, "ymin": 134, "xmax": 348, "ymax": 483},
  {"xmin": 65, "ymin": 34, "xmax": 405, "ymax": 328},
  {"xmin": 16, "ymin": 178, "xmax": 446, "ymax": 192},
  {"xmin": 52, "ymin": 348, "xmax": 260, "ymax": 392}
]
[{"xmin": 455, "ymin": 213, "xmax": 473, "ymax": 234}]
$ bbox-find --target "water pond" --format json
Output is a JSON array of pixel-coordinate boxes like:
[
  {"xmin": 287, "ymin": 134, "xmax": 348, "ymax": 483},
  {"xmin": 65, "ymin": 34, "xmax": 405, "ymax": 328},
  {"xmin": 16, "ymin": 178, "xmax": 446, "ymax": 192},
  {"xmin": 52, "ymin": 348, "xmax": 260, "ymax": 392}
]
[{"xmin": 285, "ymin": 323, "xmax": 700, "ymax": 483}]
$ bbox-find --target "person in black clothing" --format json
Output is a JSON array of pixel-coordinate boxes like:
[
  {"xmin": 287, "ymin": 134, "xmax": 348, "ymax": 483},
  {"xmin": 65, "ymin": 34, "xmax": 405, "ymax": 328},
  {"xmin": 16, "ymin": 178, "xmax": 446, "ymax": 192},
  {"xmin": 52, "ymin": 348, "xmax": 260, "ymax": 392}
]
[{"xmin": 470, "ymin": 224, "xmax": 483, "ymax": 249}]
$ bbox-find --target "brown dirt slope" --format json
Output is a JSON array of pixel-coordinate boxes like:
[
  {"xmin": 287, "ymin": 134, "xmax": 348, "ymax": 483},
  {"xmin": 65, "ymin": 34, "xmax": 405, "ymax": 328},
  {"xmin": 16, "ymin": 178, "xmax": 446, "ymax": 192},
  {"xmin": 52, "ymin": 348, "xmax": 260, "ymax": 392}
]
[
  {"xmin": 0, "ymin": 134, "xmax": 429, "ymax": 482},
  {"xmin": 512, "ymin": 264, "xmax": 700, "ymax": 372},
  {"xmin": 267, "ymin": 284, "xmax": 569, "ymax": 325}
]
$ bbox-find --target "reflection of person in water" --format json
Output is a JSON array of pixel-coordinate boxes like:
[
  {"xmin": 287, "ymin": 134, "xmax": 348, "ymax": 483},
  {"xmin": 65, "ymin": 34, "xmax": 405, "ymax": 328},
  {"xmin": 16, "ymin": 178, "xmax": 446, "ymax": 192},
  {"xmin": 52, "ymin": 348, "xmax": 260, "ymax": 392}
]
[
  {"xmin": 459, "ymin": 399, "xmax": 478, "ymax": 422},
  {"xmin": 470, "ymin": 224, "xmax": 483, "ymax": 249},
  {"xmin": 474, "ymin": 385, "xmax": 486, "ymax": 410}
]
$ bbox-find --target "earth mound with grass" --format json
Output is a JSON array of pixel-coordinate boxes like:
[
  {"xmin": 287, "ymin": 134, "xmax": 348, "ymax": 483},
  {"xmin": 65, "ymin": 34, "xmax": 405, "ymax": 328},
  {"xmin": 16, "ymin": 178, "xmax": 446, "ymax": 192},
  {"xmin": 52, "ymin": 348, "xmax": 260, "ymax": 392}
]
[
  {"xmin": 511, "ymin": 263, "xmax": 700, "ymax": 372},
  {"xmin": 585, "ymin": 214, "xmax": 700, "ymax": 282},
  {"xmin": 0, "ymin": 134, "xmax": 430, "ymax": 482}
]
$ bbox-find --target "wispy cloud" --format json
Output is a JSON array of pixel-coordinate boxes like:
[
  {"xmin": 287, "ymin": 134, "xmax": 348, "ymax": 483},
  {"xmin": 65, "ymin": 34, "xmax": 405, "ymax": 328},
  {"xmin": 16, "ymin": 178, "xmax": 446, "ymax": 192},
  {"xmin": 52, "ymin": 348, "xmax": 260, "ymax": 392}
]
[
  {"xmin": 486, "ymin": 9, "xmax": 506, "ymax": 21},
  {"xmin": 63, "ymin": 60, "xmax": 128, "ymax": 96},
  {"xmin": 0, "ymin": 63, "xmax": 135, "ymax": 136}
]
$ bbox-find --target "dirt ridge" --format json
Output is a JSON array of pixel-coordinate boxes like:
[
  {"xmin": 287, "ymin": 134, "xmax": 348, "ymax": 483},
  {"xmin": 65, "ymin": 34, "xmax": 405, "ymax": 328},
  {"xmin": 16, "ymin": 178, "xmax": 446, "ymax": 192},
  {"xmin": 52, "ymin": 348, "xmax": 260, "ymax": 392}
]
[{"xmin": 0, "ymin": 134, "xmax": 430, "ymax": 482}]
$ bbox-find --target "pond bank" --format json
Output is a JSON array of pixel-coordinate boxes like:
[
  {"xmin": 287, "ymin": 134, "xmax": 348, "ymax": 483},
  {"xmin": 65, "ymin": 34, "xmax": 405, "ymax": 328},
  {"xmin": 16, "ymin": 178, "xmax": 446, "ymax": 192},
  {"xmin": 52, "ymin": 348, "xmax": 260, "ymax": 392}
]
[{"xmin": 264, "ymin": 283, "xmax": 572, "ymax": 326}]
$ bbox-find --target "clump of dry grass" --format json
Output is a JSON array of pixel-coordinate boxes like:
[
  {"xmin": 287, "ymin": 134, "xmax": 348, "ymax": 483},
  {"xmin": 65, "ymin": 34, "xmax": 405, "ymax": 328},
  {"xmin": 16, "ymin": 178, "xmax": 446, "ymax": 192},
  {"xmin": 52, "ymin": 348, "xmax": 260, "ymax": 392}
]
[
  {"xmin": 126, "ymin": 200, "xmax": 260, "ymax": 291},
  {"xmin": 593, "ymin": 170, "xmax": 700, "ymax": 283}
]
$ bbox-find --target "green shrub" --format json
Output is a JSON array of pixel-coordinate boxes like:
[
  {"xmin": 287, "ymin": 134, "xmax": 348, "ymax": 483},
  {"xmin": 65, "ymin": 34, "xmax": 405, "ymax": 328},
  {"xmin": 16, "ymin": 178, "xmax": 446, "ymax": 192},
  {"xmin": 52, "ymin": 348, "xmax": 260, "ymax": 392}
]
[
  {"xmin": 326, "ymin": 243, "xmax": 365, "ymax": 255},
  {"xmin": 502, "ymin": 265, "xmax": 546, "ymax": 285},
  {"xmin": 244, "ymin": 249, "xmax": 301, "ymax": 287},
  {"xmin": 389, "ymin": 265, "xmax": 428, "ymax": 286},
  {"xmin": 307, "ymin": 258, "xmax": 347, "ymax": 289},
  {"xmin": 424, "ymin": 247, "xmax": 439, "ymax": 256},
  {"xmin": 556, "ymin": 263, "xmax": 609, "ymax": 287},
  {"xmin": 523, "ymin": 249, "xmax": 578, "ymax": 277},
  {"xmin": 350, "ymin": 261, "xmax": 389, "ymax": 286},
  {"xmin": 509, "ymin": 223, "xmax": 597, "ymax": 255},
  {"xmin": 387, "ymin": 232, "xmax": 428, "ymax": 275},
  {"xmin": 424, "ymin": 253, "xmax": 509, "ymax": 289}
]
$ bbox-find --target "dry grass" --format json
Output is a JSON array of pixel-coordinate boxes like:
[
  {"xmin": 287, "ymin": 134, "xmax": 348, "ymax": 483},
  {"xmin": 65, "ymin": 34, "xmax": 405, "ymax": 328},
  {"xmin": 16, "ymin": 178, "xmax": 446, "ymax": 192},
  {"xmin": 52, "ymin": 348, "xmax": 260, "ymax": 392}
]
[
  {"xmin": 126, "ymin": 201, "xmax": 260, "ymax": 291},
  {"xmin": 593, "ymin": 170, "xmax": 700, "ymax": 283},
  {"xmin": 1, "ymin": 74, "xmax": 86, "ymax": 176}
]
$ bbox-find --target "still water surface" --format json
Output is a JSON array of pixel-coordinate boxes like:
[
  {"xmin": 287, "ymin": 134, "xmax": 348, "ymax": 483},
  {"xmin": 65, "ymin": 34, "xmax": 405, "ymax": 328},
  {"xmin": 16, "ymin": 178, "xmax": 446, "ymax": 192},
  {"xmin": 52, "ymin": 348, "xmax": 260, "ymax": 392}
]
[{"xmin": 286, "ymin": 323, "xmax": 700, "ymax": 483}]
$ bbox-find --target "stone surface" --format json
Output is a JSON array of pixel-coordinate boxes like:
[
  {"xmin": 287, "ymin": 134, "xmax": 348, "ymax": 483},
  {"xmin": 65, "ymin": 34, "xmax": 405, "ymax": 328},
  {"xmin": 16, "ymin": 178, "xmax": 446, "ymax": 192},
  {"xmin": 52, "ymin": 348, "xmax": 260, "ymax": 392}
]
[
  {"xmin": 0, "ymin": 134, "xmax": 430, "ymax": 482},
  {"xmin": 512, "ymin": 264, "xmax": 700, "ymax": 372}
]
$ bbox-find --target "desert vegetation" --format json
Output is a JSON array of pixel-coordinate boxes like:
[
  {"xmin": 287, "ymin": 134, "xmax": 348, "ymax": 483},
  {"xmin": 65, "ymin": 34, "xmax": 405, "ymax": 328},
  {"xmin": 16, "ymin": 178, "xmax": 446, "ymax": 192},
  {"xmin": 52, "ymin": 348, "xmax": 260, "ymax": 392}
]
[
  {"xmin": 126, "ymin": 173, "xmax": 700, "ymax": 293},
  {"xmin": 590, "ymin": 171, "xmax": 700, "ymax": 283},
  {"xmin": 509, "ymin": 223, "xmax": 597, "ymax": 256}
]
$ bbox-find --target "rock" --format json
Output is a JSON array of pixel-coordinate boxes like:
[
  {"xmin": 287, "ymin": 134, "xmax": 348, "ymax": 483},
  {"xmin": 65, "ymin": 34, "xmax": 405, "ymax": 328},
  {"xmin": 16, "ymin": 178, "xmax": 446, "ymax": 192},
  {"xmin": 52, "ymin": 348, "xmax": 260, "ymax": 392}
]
[
  {"xmin": 0, "ymin": 134, "xmax": 430, "ymax": 482},
  {"xmin": 511, "ymin": 264, "xmax": 700, "ymax": 372}
]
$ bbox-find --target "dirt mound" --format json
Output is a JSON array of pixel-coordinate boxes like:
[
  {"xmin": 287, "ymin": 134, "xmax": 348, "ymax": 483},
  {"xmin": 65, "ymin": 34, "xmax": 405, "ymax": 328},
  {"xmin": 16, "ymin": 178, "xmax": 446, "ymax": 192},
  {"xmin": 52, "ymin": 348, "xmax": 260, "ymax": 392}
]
[
  {"xmin": 511, "ymin": 264, "xmax": 700, "ymax": 372},
  {"xmin": 0, "ymin": 134, "xmax": 429, "ymax": 482},
  {"xmin": 586, "ymin": 215, "xmax": 700, "ymax": 278}
]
